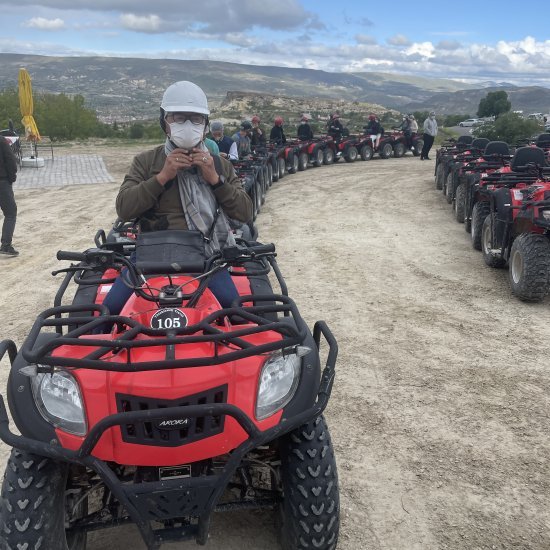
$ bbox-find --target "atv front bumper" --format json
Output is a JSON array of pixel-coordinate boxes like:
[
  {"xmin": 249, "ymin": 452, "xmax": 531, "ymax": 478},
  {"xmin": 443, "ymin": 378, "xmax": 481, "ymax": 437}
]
[{"xmin": 0, "ymin": 321, "xmax": 337, "ymax": 550}]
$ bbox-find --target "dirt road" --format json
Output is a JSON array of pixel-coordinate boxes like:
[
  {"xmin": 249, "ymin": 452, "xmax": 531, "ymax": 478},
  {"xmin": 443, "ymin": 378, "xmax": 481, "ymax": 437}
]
[{"xmin": 0, "ymin": 146, "xmax": 548, "ymax": 549}]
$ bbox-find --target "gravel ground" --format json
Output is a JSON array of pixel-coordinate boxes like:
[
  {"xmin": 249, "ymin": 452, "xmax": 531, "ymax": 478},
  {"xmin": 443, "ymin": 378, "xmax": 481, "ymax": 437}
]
[{"xmin": 0, "ymin": 144, "xmax": 548, "ymax": 549}]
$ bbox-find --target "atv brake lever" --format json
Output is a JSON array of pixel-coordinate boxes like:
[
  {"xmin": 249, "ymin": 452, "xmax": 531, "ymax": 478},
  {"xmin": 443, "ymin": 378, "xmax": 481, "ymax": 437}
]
[{"xmin": 52, "ymin": 265, "xmax": 95, "ymax": 276}]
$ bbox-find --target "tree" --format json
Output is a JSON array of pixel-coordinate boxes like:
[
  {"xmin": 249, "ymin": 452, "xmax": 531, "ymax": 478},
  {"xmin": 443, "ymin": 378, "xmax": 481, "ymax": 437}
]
[
  {"xmin": 473, "ymin": 112, "xmax": 541, "ymax": 144},
  {"xmin": 129, "ymin": 123, "xmax": 144, "ymax": 139},
  {"xmin": 477, "ymin": 91, "xmax": 511, "ymax": 119}
]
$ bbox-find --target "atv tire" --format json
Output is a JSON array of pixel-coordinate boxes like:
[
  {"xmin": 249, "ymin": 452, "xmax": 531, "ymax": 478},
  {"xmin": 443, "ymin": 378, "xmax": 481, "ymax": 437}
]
[
  {"xmin": 272, "ymin": 159, "xmax": 279, "ymax": 182},
  {"xmin": 481, "ymin": 214, "xmax": 506, "ymax": 268},
  {"xmin": 471, "ymin": 202, "xmax": 490, "ymax": 251},
  {"xmin": 379, "ymin": 143, "xmax": 393, "ymax": 159},
  {"xmin": 0, "ymin": 448, "xmax": 87, "ymax": 550},
  {"xmin": 509, "ymin": 233, "xmax": 550, "ymax": 302},
  {"xmin": 360, "ymin": 145, "xmax": 373, "ymax": 161},
  {"xmin": 454, "ymin": 183, "xmax": 466, "ymax": 223},
  {"xmin": 298, "ymin": 152, "xmax": 309, "ymax": 171},
  {"xmin": 287, "ymin": 154, "xmax": 299, "ymax": 174},
  {"xmin": 313, "ymin": 148, "xmax": 324, "ymax": 167},
  {"xmin": 444, "ymin": 172, "xmax": 454, "ymax": 203},
  {"xmin": 344, "ymin": 146, "xmax": 358, "ymax": 163},
  {"xmin": 278, "ymin": 158, "xmax": 286, "ymax": 179},
  {"xmin": 323, "ymin": 148, "xmax": 334, "ymax": 165},
  {"xmin": 435, "ymin": 163, "xmax": 445, "ymax": 190},
  {"xmin": 279, "ymin": 415, "xmax": 339, "ymax": 550},
  {"xmin": 393, "ymin": 142, "xmax": 406, "ymax": 158},
  {"xmin": 412, "ymin": 139, "xmax": 423, "ymax": 156},
  {"xmin": 267, "ymin": 162, "xmax": 273, "ymax": 187}
]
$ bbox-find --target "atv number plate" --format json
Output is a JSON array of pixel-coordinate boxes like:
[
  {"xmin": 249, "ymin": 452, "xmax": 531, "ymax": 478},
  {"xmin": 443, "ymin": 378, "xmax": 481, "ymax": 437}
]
[
  {"xmin": 159, "ymin": 465, "xmax": 191, "ymax": 481},
  {"xmin": 150, "ymin": 308, "xmax": 188, "ymax": 330}
]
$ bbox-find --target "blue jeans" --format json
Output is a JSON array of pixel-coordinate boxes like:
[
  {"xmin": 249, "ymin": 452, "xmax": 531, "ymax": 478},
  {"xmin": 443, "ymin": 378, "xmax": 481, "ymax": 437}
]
[{"xmin": 103, "ymin": 267, "xmax": 240, "ymax": 316}]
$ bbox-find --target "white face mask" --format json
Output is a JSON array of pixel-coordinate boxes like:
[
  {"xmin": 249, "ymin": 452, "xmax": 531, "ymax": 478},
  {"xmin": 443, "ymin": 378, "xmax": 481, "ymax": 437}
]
[
  {"xmin": 301, "ymin": 121, "xmax": 306, "ymax": 125},
  {"xmin": 168, "ymin": 121, "xmax": 205, "ymax": 149}
]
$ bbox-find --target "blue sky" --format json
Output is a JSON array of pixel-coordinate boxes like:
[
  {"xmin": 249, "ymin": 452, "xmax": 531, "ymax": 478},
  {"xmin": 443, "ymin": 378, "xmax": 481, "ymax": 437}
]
[{"xmin": 1, "ymin": 0, "xmax": 549, "ymax": 86}]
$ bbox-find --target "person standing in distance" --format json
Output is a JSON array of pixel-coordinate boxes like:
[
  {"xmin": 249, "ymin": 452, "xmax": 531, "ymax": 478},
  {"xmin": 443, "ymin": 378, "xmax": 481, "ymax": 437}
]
[
  {"xmin": 421, "ymin": 111, "xmax": 438, "ymax": 160},
  {"xmin": 0, "ymin": 136, "xmax": 19, "ymax": 256}
]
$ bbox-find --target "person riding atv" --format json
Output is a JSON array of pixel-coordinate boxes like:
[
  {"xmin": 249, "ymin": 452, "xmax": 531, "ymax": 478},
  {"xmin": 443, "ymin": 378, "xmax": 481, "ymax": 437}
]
[
  {"xmin": 364, "ymin": 114, "xmax": 383, "ymax": 150},
  {"xmin": 269, "ymin": 116, "xmax": 287, "ymax": 145},
  {"xmin": 297, "ymin": 114, "xmax": 314, "ymax": 141},
  {"xmin": 108, "ymin": 81, "xmax": 253, "ymax": 316}
]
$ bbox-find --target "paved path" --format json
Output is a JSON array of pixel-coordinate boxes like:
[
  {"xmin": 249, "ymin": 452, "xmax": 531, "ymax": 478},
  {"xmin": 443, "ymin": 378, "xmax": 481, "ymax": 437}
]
[{"xmin": 14, "ymin": 154, "xmax": 115, "ymax": 190}]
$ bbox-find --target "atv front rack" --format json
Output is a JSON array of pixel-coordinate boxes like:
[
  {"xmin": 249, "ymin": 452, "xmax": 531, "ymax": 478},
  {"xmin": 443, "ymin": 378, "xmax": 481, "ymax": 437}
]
[
  {"xmin": 21, "ymin": 295, "xmax": 308, "ymax": 372},
  {"xmin": 0, "ymin": 321, "xmax": 337, "ymax": 550}
]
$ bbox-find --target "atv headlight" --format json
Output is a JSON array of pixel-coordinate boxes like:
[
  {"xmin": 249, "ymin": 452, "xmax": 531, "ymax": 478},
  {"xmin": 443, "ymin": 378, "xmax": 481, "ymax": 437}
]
[
  {"xmin": 255, "ymin": 347, "xmax": 310, "ymax": 420},
  {"xmin": 31, "ymin": 370, "xmax": 87, "ymax": 436},
  {"xmin": 541, "ymin": 209, "xmax": 550, "ymax": 221}
]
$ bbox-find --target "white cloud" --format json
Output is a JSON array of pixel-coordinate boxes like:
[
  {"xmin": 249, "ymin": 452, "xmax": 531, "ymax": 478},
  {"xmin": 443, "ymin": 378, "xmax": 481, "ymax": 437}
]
[
  {"xmin": 355, "ymin": 34, "xmax": 376, "ymax": 45},
  {"xmin": 388, "ymin": 34, "xmax": 410, "ymax": 46},
  {"xmin": 23, "ymin": 17, "xmax": 65, "ymax": 30},
  {"xmin": 120, "ymin": 14, "xmax": 161, "ymax": 33}
]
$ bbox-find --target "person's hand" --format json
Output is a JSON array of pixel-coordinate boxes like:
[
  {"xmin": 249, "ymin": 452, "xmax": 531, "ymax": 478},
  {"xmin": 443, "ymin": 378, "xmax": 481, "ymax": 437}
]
[
  {"xmin": 190, "ymin": 148, "xmax": 218, "ymax": 185},
  {"xmin": 157, "ymin": 148, "xmax": 193, "ymax": 185}
]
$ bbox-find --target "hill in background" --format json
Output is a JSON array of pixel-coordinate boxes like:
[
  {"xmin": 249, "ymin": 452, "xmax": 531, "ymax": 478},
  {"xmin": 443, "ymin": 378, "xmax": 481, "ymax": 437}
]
[{"xmin": 1, "ymin": 53, "xmax": 549, "ymax": 122}]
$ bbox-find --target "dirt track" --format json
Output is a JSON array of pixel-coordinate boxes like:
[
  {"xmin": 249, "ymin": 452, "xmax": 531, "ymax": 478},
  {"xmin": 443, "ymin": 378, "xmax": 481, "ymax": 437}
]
[{"xmin": 1, "ymin": 146, "xmax": 549, "ymax": 549}]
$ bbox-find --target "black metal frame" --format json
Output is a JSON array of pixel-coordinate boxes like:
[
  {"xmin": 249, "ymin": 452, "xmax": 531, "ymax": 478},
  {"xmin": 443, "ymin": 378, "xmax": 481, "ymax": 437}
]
[{"xmin": 0, "ymin": 320, "xmax": 337, "ymax": 550}]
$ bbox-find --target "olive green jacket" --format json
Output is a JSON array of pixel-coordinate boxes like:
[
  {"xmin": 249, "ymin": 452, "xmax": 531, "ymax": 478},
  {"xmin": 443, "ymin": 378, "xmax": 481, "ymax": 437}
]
[{"xmin": 116, "ymin": 145, "xmax": 252, "ymax": 232}]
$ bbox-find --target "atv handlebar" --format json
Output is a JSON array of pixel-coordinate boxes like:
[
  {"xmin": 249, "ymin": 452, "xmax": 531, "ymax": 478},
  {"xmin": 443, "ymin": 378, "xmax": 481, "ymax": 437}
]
[{"xmin": 57, "ymin": 250, "xmax": 87, "ymax": 262}]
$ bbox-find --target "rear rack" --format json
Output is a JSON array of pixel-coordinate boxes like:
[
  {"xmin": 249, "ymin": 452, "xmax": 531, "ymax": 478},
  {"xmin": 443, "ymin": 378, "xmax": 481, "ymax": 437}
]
[{"xmin": 21, "ymin": 295, "xmax": 308, "ymax": 372}]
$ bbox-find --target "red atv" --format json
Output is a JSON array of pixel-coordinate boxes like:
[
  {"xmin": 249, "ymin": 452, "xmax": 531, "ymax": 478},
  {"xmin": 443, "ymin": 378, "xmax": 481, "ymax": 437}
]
[
  {"xmin": 434, "ymin": 135, "xmax": 474, "ymax": 190},
  {"xmin": 321, "ymin": 135, "xmax": 359, "ymax": 163},
  {"xmin": 0, "ymin": 233, "xmax": 340, "ymax": 550},
  {"xmin": 388, "ymin": 129, "xmax": 423, "ymax": 158},
  {"xmin": 479, "ymin": 149, "xmax": 550, "ymax": 301},
  {"xmin": 354, "ymin": 134, "xmax": 394, "ymax": 161},
  {"xmin": 468, "ymin": 146, "xmax": 544, "ymax": 251}
]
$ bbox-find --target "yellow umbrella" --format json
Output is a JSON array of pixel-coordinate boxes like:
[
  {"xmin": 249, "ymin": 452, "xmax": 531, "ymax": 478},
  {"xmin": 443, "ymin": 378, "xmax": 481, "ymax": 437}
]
[{"xmin": 18, "ymin": 68, "xmax": 41, "ymax": 141}]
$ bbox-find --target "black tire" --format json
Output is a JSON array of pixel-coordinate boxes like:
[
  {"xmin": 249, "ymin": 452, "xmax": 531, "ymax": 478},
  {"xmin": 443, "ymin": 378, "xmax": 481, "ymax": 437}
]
[
  {"xmin": 435, "ymin": 163, "xmax": 445, "ymax": 190},
  {"xmin": 509, "ymin": 233, "xmax": 550, "ymax": 302},
  {"xmin": 344, "ymin": 146, "xmax": 358, "ymax": 163},
  {"xmin": 313, "ymin": 148, "xmax": 324, "ymax": 167},
  {"xmin": 267, "ymin": 162, "xmax": 273, "ymax": 187},
  {"xmin": 379, "ymin": 142, "xmax": 393, "ymax": 159},
  {"xmin": 323, "ymin": 148, "xmax": 334, "ymax": 165},
  {"xmin": 288, "ymin": 154, "xmax": 299, "ymax": 174},
  {"xmin": 412, "ymin": 139, "xmax": 423, "ymax": 156},
  {"xmin": 279, "ymin": 415, "xmax": 339, "ymax": 550},
  {"xmin": 481, "ymin": 214, "xmax": 506, "ymax": 268},
  {"xmin": 298, "ymin": 152, "xmax": 309, "ymax": 171},
  {"xmin": 471, "ymin": 202, "xmax": 489, "ymax": 250},
  {"xmin": 261, "ymin": 166, "xmax": 268, "ymax": 205},
  {"xmin": 0, "ymin": 449, "xmax": 87, "ymax": 550},
  {"xmin": 360, "ymin": 145, "xmax": 373, "ymax": 161},
  {"xmin": 445, "ymin": 172, "xmax": 455, "ymax": 203},
  {"xmin": 393, "ymin": 142, "xmax": 406, "ymax": 158},
  {"xmin": 272, "ymin": 158, "xmax": 279, "ymax": 182},
  {"xmin": 255, "ymin": 173, "xmax": 263, "ymax": 215},
  {"xmin": 278, "ymin": 157, "xmax": 286, "ymax": 179},
  {"xmin": 454, "ymin": 183, "xmax": 466, "ymax": 223}
]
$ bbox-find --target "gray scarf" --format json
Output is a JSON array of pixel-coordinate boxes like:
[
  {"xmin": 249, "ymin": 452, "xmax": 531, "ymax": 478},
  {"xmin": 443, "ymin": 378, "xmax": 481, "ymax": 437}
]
[{"xmin": 165, "ymin": 139, "xmax": 235, "ymax": 254}]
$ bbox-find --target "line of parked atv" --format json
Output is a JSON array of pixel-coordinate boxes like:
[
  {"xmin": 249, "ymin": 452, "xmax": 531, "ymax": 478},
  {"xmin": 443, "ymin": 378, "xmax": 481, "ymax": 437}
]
[
  {"xmin": 233, "ymin": 130, "xmax": 423, "ymax": 222},
  {"xmin": 434, "ymin": 132, "xmax": 550, "ymax": 302}
]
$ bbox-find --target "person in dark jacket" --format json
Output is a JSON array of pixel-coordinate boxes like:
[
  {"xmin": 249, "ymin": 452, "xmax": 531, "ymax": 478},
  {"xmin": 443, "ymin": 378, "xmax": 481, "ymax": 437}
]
[
  {"xmin": 270, "ymin": 116, "xmax": 287, "ymax": 145},
  {"xmin": 0, "ymin": 136, "xmax": 19, "ymax": 256},
  {"xmin": 327, "ymin": 113, "xmax": 344, "ymax": 142},
  {"xmin": 297, "ymin": 115, "xmax": 314, "ymax": 141},
  {"xmin": 250, "ymin": 115, "xmax": 266, "ymax": 149},
  {"xmin": 364, "ymin": 114, "xmax": 383, "ymax": 150}
]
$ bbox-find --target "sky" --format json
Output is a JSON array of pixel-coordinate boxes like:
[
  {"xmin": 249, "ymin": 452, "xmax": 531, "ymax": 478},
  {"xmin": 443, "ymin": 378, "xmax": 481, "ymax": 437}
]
[{"xmin": 1, "ymin": 0, "xmax": 550, "ymax": 87}]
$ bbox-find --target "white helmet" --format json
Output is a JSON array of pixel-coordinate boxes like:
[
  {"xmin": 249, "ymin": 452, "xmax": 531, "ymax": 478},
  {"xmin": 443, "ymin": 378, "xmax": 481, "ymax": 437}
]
[{"xmin": 161, "ymin": 81, "xmax": 210, "ymax": 115}]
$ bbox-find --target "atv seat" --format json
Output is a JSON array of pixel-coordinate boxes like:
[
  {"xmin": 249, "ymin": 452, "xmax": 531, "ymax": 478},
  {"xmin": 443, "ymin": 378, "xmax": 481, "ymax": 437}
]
[
  {"xmin": 510, "ymin": 147, "xmax": 546, "ymax": 171},
  {"xmin": 457, "ymin": 135, "xmax": 473, "ymax": 145},
  {"xmin": 484, "ymin": 141, "xmax": 510, "ymax": 156},
  {"xmin": 471, "ymin": 138, "xmax": 490, "ymax": 150}
]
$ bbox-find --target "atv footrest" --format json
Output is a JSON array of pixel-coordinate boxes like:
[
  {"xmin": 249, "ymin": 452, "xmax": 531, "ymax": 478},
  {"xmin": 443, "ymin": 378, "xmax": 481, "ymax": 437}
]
[{"xmin": 125, "ymin": 475, "xmax": 221, "ymax": 520}]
